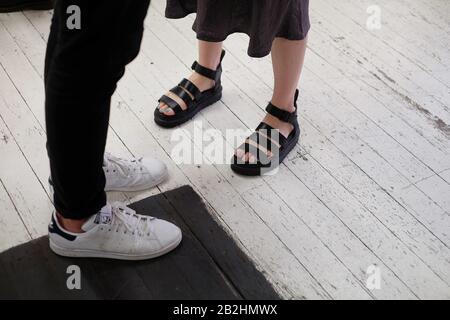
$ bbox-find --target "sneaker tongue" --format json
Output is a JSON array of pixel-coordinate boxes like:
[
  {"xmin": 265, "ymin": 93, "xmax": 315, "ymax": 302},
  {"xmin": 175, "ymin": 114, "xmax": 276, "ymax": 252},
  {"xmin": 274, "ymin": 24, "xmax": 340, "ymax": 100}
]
[{"xmin": 82, "ymin": 204, "xmax": 113, "ymax": 232}]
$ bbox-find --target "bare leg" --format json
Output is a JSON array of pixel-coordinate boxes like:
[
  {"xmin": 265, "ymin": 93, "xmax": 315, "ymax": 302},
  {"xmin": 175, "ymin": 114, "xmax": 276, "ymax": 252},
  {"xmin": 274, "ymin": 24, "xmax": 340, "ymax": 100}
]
[
  {"xmin": 159, "ymin": 40, "xmax": 223, "ymax": 115},
  {"xmin": 237, "ymin": 37, "xmax": 308, "ymax": 162}
]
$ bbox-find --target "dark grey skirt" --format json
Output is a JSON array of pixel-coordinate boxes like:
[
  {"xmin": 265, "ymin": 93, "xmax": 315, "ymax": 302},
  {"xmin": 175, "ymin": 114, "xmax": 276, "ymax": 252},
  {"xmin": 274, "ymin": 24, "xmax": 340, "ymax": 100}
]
[{"xmin": 165, "ymin": 0, "xmax": 310, "ymax": 58}]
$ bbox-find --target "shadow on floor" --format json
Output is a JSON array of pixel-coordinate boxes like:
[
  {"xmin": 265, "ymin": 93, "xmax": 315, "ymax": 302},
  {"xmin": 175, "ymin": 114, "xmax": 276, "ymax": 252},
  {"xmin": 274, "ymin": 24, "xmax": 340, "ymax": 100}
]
[{"xmin": 0, "ymin": 186, "xmax": 280, "ymax": 300}]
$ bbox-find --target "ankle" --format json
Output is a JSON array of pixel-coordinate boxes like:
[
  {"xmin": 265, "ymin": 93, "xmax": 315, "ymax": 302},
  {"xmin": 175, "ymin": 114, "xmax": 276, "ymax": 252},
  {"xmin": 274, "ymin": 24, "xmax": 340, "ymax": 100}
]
[
  {"xmin": 198, "ymin": 54, "xmax": 222, "ymax": 71},
  {"xmin": 56, "ymin": 212, "xmax": 87, "ymax": 233}
]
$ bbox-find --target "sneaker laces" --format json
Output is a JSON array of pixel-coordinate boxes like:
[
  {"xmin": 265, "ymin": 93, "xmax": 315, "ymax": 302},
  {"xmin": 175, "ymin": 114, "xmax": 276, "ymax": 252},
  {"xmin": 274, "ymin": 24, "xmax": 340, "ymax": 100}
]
[
  {"xmin": 104, "ymin": 153, "xmax": 144, "ymax": 177},
  {"xmin": 111, "ymin": 202, "xmax": 155, "ymax": 236}
]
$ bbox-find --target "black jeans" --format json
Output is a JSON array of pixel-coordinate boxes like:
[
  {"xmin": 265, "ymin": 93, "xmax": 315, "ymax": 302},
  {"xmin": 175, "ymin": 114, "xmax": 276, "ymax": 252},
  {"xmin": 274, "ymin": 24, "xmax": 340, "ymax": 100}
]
[{"xmin": 45, "ymin": 0, "xmax": 151, "ymax": 220}]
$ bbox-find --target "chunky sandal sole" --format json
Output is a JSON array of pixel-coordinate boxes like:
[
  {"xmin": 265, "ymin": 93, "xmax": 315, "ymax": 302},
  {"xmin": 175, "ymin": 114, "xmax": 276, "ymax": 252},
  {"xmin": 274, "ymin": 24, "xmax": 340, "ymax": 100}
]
[{"xmin": 154, "ymin": 87, "xmax": 222, "ymax": 128}]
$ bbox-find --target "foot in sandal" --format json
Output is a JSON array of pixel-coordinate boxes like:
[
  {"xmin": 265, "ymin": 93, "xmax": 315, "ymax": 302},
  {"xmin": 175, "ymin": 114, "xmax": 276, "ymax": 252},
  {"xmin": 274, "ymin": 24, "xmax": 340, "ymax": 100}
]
[
  {"xmin": 231, "ymin": 89, "xmax": 301, "ymax": 176},
  {"xmin": 154, "ymin": 50, "xmax": 226, "ymax": 128}
]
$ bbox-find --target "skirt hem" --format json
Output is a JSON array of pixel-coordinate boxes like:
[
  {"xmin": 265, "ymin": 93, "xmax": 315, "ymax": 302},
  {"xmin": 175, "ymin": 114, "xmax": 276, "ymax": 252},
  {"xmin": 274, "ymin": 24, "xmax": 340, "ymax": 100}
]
[{"xmin": 165, "ymin": 10, "xmax": 310, "ymax": 58}]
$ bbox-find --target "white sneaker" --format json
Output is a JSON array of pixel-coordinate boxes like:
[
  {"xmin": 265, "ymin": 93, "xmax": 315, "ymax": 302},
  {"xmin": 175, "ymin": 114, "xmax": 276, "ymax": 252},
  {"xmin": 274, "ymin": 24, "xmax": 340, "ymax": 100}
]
[
  {"xmin": 103, "ymin": 153, "xmax": 168, "ymax": 192},
  {"xmin": 48, "ymin": 203, "xmax": 182, "ymax": 260},
  {"xmin": 48, "ymin": 153, "xmax": 168, "ymax": 195}
]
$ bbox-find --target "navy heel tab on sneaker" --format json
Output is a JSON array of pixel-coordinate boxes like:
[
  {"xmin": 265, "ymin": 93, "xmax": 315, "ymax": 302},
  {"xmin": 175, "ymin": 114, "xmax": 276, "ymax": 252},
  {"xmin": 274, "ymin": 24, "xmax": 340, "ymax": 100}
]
[{"xmin": 49, "ymin": 215, "xmax": 77, "ymax": 242}]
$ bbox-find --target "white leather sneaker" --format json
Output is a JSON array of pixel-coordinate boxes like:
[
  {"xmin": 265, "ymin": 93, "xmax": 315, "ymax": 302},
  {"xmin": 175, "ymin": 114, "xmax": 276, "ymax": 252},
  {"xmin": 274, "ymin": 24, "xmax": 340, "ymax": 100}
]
[
  {"xmin": 49, "ymin": 203, "xmax": 182, "ymax": 260},
  {"xmin": 49, "ymin": 153, "xmax": 168, "ymax": 196},
  {"xmin": 103, "ymin": 153, "xmax": 168, "ymax": 192}
]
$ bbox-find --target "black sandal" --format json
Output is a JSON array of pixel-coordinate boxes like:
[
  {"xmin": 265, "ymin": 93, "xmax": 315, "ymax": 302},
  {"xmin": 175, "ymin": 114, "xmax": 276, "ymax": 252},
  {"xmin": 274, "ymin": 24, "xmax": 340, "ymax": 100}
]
[
  {"xmin": 154, "ymin": 50, "xmax": 226, "ymax": 128},
  {"xmin": 231, "ymin": 90, "xmax": 301, "ymax": 176}
]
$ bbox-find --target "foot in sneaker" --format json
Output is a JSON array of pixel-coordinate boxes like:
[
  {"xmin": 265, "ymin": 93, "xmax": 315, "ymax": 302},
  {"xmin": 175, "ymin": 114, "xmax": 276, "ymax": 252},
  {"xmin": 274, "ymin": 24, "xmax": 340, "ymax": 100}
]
[
  {"xmin": 104, "ymin": 153, "xmax": 168, "ymax": 192},
  {"xmin": 49, "ymin": 153, "xmax": 168, "ymax": 195},
  {"xmin": 48, "ymin": 203, "xmax": 182, "ymax": 260}
]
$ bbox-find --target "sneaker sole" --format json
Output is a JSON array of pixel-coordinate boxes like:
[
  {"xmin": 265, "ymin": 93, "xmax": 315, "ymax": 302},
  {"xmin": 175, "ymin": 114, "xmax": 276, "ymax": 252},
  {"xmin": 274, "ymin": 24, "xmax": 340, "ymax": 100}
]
[{"xmin": 49, "ymin": 232, "xmax": 182, "ymax": 261}]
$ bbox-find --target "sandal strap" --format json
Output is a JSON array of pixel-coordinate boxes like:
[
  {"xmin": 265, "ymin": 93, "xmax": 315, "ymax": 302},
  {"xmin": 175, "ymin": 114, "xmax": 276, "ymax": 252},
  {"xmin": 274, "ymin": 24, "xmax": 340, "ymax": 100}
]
[
  {"xmin": 191, "ymin": 50, "xmax": 226, "ymax": 81},
  {"xmin": 191, "ymin": 61, "xmax": 218, "ymax": 81},
  {"xmin": 178, "ymin": 78, "xmax": 201, "ymax": 100},
  {"xmin": 265, "ymin": 103, "xmax": 297, "ymax": 124},
  {"xmin": 237, "ymin": 127, "xmax": 286, "ymax": 166},
  {"xmin": 243, "ymin": 141, "xmax": 271, "ymax": 166},
  {"xmin": 256, "ymin": 123, "xmax": 287, "ymax": 146},
  {"xmin": 256, "ymin": 122, "xmax": 286, "ymax": 148},
  {"xmin": 247, "ymin": 132, "xmax": 274, "ymax": 153},
  {"xmin": 159, "ymin": 78, "xmax": 203, "ymax": 114},
  {"xmin": 169, "ymin": 86, "xmax": 194, "ymax": 109},
  {"xmin": 158, "ymin": 95, "xmax": 183, "ymax": 114}
]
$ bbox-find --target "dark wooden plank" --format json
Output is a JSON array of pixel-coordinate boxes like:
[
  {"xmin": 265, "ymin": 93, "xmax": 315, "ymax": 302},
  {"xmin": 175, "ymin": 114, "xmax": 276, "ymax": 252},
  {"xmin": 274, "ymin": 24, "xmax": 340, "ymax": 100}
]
[
  {"xmin": 129, "ymin": 194, "xmax": 241, "ymax": 300},
  {"xmin": 160, "ymin": 186, "xmax": 281, "ymax": 300},
  {"xmin": 0, "ymin": 186, "xmax": 278, "ymax": 299},
  {"xmin": 36, "ymin": 239, "xmax": 151, "ymax": 300},
  {"xmin": 0, "ymin": 237, "xmax": 96, "ymax": 300},
  {"xmin": 0, "ymin": 253, "xmax": 20, "ymax": 300}
]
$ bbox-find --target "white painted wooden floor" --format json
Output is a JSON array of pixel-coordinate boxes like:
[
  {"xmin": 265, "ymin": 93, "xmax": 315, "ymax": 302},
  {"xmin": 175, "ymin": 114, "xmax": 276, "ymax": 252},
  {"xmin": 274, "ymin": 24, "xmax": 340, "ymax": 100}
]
[{"xmin": 1, "ymin": 0, "xmax": 449, "ymax": 300}]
